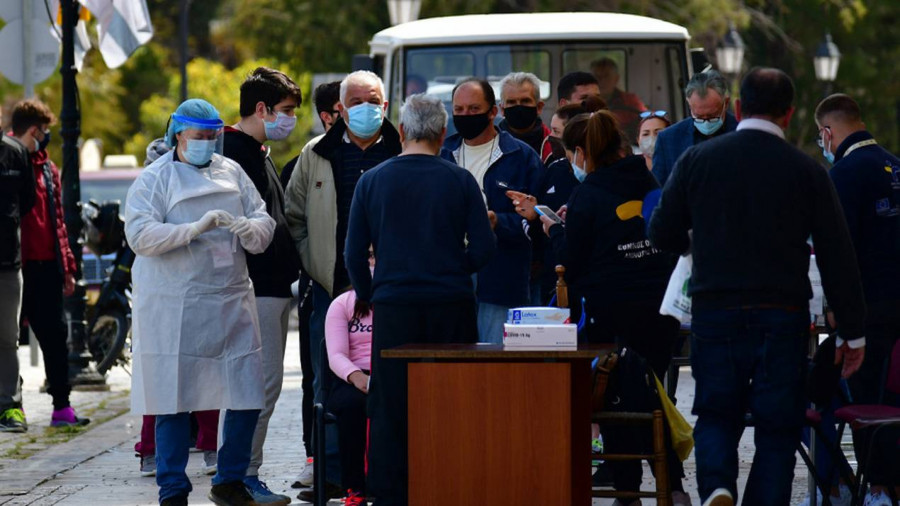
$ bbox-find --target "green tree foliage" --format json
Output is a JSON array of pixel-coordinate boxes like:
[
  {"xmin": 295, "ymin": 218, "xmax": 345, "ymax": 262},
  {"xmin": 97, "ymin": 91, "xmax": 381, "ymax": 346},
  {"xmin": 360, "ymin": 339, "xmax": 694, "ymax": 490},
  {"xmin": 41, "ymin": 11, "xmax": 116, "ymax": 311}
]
[{"xmin": 2, "ymin": 0, "xmax": 895, "ymax": 162}]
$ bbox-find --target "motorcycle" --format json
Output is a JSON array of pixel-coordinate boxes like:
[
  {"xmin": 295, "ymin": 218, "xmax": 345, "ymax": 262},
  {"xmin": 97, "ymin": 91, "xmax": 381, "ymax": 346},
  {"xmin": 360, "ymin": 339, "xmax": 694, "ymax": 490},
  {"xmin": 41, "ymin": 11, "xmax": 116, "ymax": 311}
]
[{"xmin": 82, "ymin": 199, "xmax": 134, "ymax": 375}]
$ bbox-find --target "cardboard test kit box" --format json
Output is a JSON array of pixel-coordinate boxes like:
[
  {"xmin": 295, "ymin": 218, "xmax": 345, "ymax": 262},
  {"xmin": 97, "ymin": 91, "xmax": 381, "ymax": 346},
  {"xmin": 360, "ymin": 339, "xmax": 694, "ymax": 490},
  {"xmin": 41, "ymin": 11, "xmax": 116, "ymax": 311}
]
[{"xmin": 502, "ymin": 323, "xmax": 577, "ymax": 347}]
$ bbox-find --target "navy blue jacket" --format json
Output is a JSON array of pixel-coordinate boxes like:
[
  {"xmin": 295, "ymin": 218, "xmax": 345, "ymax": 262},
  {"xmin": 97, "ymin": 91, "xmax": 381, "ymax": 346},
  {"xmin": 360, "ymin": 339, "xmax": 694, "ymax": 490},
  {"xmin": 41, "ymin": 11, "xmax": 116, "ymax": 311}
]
[
  {"xmin": 345, "ymin": 154, "xmax": 496, "ymax": 304},
  {"xmin": 651, "ymin": 112, "xmax": 738, "ymax": 186},
  {"xmin": 441, "ymin": 130, "xmax": 543, "ymax": 307},
  {"xmin": 829, "ymin": 130, "xmax": 900, "ymax": 304}
]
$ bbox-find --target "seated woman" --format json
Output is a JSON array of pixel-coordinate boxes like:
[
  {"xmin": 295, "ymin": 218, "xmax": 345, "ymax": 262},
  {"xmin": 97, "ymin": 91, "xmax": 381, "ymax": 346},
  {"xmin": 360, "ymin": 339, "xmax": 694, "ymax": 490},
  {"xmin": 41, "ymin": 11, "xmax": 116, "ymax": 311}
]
[{"xmin": 323, "ymin": 253, "xmax": 375, "ymax": 506}]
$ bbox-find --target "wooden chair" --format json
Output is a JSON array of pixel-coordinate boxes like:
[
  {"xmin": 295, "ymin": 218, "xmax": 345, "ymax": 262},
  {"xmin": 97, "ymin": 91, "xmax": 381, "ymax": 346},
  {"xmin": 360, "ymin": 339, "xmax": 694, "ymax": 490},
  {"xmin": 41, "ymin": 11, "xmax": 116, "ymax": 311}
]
[{"xmin": 555, "ymin": 265, "xmax": 672, "ymax": 506}]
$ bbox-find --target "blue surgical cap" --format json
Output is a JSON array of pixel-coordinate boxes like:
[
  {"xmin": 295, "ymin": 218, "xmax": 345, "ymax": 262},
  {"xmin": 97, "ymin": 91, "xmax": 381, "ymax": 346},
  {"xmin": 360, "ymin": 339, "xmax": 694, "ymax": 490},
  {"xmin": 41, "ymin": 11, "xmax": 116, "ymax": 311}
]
[{"xmin": 165, "ymin": 99, "xmax": 224, "ymax": 147}]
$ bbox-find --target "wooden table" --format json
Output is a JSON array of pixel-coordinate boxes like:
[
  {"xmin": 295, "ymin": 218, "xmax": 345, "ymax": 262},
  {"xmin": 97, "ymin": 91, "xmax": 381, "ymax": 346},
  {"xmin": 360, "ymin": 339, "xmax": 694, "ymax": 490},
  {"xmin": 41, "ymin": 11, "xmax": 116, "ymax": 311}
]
[{"xmin": 382, "ymin": 343, "xmax": 613, "ymax": 506}]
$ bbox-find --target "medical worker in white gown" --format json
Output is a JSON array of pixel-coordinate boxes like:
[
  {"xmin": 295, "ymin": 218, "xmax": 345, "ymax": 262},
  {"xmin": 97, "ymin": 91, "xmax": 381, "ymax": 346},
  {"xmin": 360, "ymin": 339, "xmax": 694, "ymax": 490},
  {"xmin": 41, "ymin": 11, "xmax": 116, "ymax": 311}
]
[{"xmin": 124, "ymin": 99, "xmax": 275, "ymax": 506}]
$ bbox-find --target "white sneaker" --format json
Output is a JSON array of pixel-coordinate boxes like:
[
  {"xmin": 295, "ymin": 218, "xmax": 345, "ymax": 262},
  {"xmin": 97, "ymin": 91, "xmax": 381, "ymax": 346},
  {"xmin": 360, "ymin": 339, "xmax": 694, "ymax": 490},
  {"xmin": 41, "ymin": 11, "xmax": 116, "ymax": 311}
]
[
  {"xmin": 201, "ymin": 450, "xmax": 217, "ymax": 475},
  {"xmin": 863, "ymin": 491, "xmax": 893, "ymax": 506},
  {"xmin": 702, "ymin": 488, "xmax": 734, "ymax": 506},
  {"xmin": 795, "ymin": 484, "xmax": 853, "ymax": 506},
  {"xmin": 291, "ymin": 456, "xmax": 314, "ymax": 488}
]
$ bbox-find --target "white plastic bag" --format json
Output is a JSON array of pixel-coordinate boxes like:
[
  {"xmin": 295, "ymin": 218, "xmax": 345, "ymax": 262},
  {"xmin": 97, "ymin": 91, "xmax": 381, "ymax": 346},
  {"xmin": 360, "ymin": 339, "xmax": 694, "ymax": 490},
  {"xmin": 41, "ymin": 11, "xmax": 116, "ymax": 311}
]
[{"xmin": 660, "ymin": 254, "xmax": 692, "ymax": 324}]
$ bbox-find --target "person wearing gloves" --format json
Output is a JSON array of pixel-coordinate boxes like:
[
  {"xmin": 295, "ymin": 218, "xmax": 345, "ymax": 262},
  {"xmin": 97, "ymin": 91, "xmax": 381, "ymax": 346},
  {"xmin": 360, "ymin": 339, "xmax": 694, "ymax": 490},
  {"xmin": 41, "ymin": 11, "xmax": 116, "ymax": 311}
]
[{"xmin": 124, "ymin": 98, "xmax": 275, "ymax": 506}]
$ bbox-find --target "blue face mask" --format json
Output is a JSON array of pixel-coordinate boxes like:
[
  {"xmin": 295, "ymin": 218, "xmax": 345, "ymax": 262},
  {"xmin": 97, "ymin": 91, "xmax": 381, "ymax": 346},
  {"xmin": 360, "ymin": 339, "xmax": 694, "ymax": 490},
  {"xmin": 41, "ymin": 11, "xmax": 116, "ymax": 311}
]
[
  {"xmin": 571, "ymin": 150, "xmax": 587, "ymax": 183},
  {"xmin": 346, "ymin": 103, "xmax": 383, "ymax": 139},
  {"xmin": 182, "ymin": 139, "xmax": 217, "ymax": 166},
  {"xmin": 822, "ymin": 147, "xmax": 835, "ymax": 165},
  {"xmin": 694, "ymin": 117, "xmax": 724, "ymax": 136},
  {"xmin": 264, "ymin": 111, "xmax": 297, "ymax": 141}
]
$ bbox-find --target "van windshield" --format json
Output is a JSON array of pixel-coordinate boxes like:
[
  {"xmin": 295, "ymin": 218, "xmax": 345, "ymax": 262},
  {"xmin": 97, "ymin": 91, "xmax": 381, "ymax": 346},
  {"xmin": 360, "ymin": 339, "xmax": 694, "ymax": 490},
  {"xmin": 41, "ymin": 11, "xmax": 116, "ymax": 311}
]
[{"xmin": 400, "ymin": 41, "xmax": 687, "ymax": 142}]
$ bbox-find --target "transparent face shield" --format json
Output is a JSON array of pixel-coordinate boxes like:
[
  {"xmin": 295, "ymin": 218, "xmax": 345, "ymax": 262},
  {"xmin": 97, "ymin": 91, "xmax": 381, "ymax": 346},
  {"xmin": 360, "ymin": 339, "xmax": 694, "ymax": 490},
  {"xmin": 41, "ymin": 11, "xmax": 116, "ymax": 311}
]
[{"xmin": 170, "ymin": 114, "xmax": 225, "ymax": 155}]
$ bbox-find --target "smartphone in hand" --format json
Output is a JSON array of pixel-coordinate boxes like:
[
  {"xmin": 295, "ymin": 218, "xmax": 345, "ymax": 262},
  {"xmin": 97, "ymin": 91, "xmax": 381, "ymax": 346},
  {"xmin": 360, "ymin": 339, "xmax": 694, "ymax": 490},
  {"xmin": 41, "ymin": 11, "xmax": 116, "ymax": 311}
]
[{"xmin": 534, "ymin": 205, "xmax": 564, "ymax": 224}]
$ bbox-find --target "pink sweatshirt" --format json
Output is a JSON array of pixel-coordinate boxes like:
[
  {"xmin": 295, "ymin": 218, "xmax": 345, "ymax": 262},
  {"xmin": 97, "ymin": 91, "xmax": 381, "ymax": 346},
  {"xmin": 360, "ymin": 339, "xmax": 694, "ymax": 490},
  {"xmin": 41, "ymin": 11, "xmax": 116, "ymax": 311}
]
[{"xmin": 325, "ymin": 290, "xmax": 373, "ymax": 382}]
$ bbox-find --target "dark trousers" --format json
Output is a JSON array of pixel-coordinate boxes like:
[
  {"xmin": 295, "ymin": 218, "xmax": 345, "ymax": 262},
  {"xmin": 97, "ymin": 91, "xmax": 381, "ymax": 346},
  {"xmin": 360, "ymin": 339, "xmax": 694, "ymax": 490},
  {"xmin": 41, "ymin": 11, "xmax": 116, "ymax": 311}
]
[
  {"xmin": 329, "ymin": 374, "xmax": 369, "ymax": 493},
  {"xmin": 847, "ymin": 300, "xmax": 900, "ymax": 486},
  {"xmin": 21, "ymin": 261, "xmax": 70, "ymax": 410},
  {"xmin": 367, "ymin": 299, "xmax": 478, "ymax": 506},
  {"xmin": 583, "ymin": 299, "xmax": 685, "ymax": 497},
  {"xmin": 690, "ymin": 307, "xmax": 809, "ymax": 505},
  {"xmin": 298, "ymin": 282, "xmax": 314, "ymax": 456}
]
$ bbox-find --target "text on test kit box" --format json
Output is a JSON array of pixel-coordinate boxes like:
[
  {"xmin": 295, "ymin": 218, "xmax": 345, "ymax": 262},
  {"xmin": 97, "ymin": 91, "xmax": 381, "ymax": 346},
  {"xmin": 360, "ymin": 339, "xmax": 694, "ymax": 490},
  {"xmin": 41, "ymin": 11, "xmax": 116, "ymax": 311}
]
[
  {"xmin": 507, "ymin": 307, "xmax": 570, "ymax": 325},
  {"xmin": 503, "ymin": 324, "xmax": 577, "ymax": 347}
]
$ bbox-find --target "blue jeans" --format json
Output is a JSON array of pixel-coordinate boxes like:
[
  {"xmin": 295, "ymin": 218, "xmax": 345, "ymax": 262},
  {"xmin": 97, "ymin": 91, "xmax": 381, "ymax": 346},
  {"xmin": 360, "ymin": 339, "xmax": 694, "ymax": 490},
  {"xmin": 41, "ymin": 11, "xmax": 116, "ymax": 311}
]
[
  {"xmin": 310, "ymin": 282, "xmax": 342, "ymax": 485},
  {"xmin": 156, "ymin": 409, "xmax": 260, "ymax": 503},
  {"xmin": 477, "ymin": 302, "xmax": 510, "ymax": 344},
  {"xmin": 690, "ymin": 307, "xmax": 809, "ymax": 505}
]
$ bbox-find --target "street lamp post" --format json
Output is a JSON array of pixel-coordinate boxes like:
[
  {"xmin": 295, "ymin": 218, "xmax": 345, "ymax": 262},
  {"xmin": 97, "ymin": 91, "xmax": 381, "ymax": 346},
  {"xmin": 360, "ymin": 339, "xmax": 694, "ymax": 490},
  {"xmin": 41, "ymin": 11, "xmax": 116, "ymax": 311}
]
[
  {"xmin": 716, "ymin": 23, "xmax": 745, "ymax": 80},
  {"xmin": 387, "ymin": 0, "xmax": 421, "ymax": 26},
  {"xmin": 814, "ymin": 33, "xmax": 841, "ymax": 97},
  {"xmin": 60, "ymin": 0, "xmax": 106, "ymax": 388}
]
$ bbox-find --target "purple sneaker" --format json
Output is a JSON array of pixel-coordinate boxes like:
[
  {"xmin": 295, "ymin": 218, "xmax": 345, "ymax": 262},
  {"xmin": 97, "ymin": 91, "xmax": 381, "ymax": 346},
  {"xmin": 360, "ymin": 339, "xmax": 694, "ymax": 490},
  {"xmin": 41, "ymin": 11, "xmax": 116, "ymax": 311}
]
[{"xmin": 50, "ymin": 406, "xmax": 90, "ymax": 427}]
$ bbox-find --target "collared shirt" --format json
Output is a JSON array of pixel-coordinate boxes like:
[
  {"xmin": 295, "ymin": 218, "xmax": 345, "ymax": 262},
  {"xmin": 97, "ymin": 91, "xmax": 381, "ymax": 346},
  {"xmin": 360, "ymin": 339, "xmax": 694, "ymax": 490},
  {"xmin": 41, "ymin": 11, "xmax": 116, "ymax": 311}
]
[{"xmin": 736, "ymin": 118, "xmax": 785, "ymax": 139}]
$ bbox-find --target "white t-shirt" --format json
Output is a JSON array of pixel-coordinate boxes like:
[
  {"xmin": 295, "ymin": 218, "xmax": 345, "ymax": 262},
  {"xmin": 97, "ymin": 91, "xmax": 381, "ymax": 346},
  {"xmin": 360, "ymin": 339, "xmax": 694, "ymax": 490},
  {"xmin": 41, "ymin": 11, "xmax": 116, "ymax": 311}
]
[{"xmin": 459, "ymin": 135, "xmax": 497, "ymax": 192}]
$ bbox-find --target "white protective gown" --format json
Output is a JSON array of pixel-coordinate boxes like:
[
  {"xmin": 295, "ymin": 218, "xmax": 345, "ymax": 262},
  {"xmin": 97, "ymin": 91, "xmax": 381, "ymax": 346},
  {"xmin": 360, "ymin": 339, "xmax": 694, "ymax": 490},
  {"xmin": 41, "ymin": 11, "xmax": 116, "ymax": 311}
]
[{"xmin": 125, "ymin": 151, "xmax": 275, "ymax": 415}]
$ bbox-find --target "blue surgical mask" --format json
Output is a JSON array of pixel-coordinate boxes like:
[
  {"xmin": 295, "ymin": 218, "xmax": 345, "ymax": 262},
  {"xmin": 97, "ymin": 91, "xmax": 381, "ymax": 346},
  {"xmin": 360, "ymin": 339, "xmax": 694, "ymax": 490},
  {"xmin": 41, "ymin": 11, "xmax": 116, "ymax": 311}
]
[
  {"xmin": 346, "ymin": 103, "xmax": 383, "ymax": 139},
  {"xmin": 182, "ymin": 139, "xmax": 217, "ymax": 166},
  {"xmin": 822, "ymin": 147, "xmax": 835, "ymax": 165},
  {"xmin": 694, "ymin": 117, "xmax": 724, "ymax": 136},
  {"xmin": 571, "ymin": 150, "xmax": 587, "ymax": 183},
  {"xmin": 264, "ymin": 111, "xmax": 297, "ymax": 141}
]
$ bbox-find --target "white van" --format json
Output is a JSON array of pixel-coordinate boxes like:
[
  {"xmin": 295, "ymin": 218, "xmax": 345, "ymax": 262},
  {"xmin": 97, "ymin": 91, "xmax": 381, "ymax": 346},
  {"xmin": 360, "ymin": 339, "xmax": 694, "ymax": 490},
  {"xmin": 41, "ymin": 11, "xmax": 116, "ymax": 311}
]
[{"xmin": 358, "ymin": 12, "xmax": 697, "ymax": 138}]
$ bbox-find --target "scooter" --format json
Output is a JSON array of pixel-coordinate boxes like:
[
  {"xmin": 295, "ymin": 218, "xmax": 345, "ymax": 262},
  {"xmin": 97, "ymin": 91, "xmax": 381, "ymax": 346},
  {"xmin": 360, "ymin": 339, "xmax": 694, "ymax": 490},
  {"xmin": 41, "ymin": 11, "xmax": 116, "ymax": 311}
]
[{"xmin": 82, "ymin": 199, "xmax": 134, "ymax": 375}]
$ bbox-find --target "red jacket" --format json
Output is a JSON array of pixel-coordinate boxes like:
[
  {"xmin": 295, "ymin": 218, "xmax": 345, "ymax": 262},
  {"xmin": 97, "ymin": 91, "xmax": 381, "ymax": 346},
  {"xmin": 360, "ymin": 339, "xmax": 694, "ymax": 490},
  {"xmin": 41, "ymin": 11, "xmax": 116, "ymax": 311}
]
[{"xmin": 21, "ymin": 148, "xmax": 76, "ymax": 277}]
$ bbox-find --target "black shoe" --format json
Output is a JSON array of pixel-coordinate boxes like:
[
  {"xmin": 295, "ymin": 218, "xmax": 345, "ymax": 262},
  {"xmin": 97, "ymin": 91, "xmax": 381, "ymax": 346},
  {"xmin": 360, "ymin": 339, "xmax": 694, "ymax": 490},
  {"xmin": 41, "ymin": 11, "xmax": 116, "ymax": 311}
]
[
  {"xmin": 208, "ymin": 480, "xmax": 258, "ymax": 506},
  {"xmin": 592, "ymin": 461, "xmax": 613, "ymax": 487},
  {"xmin": 297, "ymin": 481, "xmax": 342, "ymax": 503},
  {"xmin": 161, "ymin": 494, "xmax": 189, "ymax": 506}
]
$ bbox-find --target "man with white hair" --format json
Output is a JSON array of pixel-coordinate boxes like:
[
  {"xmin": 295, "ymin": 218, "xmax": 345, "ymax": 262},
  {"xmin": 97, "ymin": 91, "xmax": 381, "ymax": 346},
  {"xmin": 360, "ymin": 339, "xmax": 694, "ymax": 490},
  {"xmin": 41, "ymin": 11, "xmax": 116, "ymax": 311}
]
[
  {"xmin": 346, "ymin": 93, "xmax": 496, "ymax": 506},
  {"xmin": 284, "ymin": 70, "xmax": 402, "ymax": 502},
  {"xmin": 497, "ymin": 71, "xmax": 560, "ymax": 163}
]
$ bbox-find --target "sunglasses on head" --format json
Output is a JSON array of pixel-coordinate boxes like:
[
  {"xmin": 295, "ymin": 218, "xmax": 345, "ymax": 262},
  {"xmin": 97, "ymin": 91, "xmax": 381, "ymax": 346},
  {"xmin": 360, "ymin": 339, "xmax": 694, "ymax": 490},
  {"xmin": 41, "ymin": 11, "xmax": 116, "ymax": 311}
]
[{"xmin": 640, "ymin": 110, "xmax": 668, "ymax": 120}]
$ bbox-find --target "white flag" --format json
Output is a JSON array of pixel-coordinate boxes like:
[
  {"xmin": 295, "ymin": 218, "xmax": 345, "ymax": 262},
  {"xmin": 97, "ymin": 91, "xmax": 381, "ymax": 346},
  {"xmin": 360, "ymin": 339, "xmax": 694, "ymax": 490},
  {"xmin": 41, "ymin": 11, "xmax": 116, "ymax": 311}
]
[{"xmin": 81, "ymin": 0, "xmax": 153, "ymax": 69}]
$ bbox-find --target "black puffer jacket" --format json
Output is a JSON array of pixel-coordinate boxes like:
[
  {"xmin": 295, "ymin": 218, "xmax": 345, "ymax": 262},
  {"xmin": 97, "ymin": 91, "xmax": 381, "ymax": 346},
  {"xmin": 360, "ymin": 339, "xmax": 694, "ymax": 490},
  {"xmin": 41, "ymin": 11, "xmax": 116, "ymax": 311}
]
[{"xmin": 0, "ymin": 135, "xmax": 35, "ymax": 271}]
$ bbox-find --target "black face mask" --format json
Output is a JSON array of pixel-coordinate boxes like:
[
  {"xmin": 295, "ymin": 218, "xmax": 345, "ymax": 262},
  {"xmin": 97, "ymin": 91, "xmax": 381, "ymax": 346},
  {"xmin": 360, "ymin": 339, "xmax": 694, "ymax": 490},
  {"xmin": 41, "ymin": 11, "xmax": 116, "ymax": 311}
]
[
  {"xmin": 503, "ymin": 105, "xmax": 538, "ymax": 130},
  {"xmin": 38, "ymin": 130, "xmax": 51, "ymax": 151},
  {"xmin": 453, "ymin": 112, "xmax": 492, "ymax": 140}
]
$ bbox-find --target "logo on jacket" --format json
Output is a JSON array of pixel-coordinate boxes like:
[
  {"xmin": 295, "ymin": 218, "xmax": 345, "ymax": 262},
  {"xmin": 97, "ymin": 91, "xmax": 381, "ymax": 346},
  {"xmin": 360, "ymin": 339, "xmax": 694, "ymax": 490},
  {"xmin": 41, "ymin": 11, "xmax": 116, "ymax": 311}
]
[{"xmin": 615, "ymin": 200, "xmax": 644, "ymax": 221}]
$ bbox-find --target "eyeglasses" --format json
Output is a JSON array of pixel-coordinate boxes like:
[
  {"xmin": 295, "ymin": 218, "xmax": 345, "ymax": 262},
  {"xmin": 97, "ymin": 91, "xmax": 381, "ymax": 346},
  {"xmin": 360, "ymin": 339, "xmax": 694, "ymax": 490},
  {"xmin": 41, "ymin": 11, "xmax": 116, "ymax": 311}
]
[
  {"xmin": 816, "ymin": 126, "xmax": 831, "ymax": 148},
  {"xmin": 640, "ymin": 110, "xmax": 668, "ymax": 120},
  {"xmin": 691, "ymin": 103, "xmax": 727, "ymax": 123}
]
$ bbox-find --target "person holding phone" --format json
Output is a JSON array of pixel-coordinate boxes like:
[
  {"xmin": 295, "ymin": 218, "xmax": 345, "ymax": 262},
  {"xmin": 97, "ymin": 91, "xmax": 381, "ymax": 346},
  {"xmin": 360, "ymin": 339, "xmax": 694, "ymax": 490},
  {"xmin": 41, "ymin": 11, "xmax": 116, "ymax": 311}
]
[{"xmin": 514, "ymin": 110, "xmax": 688, "ymax": 506}]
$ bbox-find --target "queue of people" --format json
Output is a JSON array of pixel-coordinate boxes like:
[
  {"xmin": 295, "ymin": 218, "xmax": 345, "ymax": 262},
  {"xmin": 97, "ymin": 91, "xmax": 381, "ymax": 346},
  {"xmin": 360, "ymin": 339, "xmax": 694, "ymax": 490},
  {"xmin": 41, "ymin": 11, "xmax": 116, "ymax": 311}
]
[{"xmin": 1, "ymin": 61, "xmax": 897, "ymax": 506}]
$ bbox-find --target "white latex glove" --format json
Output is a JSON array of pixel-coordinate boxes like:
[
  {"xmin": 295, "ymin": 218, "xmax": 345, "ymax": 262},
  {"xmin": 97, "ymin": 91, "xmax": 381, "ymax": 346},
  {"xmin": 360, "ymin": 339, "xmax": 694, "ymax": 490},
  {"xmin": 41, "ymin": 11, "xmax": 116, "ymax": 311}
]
[
  {"xmin": 189, "ymin": 210, "xmax": 234, "ymax": 239},
  {"xmin": 229, "ymin": 216, "xmax": 254, "ymax": 246}
]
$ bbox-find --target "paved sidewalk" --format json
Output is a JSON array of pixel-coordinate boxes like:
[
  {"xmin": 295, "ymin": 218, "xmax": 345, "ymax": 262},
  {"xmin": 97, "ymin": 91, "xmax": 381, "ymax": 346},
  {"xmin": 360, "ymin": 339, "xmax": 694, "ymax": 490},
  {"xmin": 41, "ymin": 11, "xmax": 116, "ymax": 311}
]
[{"xmin": 1, "ymin": 329, "xmax": 818, "ymax": 505}]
